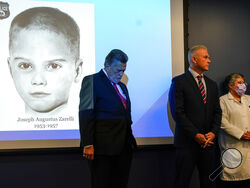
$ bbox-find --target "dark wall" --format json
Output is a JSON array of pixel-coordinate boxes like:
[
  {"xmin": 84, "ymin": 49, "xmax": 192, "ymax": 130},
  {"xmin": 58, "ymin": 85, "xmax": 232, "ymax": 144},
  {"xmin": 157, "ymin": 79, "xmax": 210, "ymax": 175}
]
[
  {"xmin": 0, "ymin": 147, "xmax": 180, "ymax": 188},
  {"xmin": 0, "ymin": 146, "xmax": 203, "ymax": 188},
  {"xmin": 187, "ymin": 0, "xmax": 250, "ymax": 95},
  {"xmin": 0, "ymin": 150, "xmax": 90, "ymax": 188},
  {"xmin": 185, "ymin": 0, "xmax": 250, "ymax": 187}
]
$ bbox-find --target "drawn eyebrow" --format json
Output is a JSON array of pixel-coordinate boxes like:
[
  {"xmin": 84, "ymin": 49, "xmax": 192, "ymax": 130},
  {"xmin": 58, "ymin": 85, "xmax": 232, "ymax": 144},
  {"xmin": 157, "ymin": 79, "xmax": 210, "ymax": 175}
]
[
  {"xmin": 13, "ymin": 57, "xmax": 31, "ymax": 62},
  {"xmin": 13, "ymin": 57, "xmax": 67, "ymax": 63},
  {"xmin": 47, "ymin": 59, "xmax": 67, "ymax": 63}
]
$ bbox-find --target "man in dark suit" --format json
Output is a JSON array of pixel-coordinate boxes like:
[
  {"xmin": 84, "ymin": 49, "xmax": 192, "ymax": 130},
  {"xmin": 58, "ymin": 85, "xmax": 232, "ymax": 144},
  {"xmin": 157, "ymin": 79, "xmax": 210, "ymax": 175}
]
[
  {"xmin": 169, "ymin": 45, "xmax": 222, "ymax": 188},
  {"xmin": 79, "ymin": 49, "xmax": 137, "ymax": 188}
]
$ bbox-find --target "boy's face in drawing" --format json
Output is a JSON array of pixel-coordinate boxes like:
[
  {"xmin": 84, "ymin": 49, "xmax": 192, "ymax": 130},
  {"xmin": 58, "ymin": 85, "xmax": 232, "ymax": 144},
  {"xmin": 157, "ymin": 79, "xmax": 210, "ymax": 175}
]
[{"xmin": 8, "ymin": 29, "xmax": 81, "ymax": 113}]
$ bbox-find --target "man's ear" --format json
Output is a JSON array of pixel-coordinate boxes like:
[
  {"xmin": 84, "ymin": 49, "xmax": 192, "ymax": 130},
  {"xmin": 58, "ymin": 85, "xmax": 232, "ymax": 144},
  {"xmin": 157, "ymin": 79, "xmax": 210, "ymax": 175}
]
[
  {"xmin": 7, "ymin": 57, "xmax": 13, "ymax": 77},
  {"xmin": 105, "ymin": 65, "xmax": 110, "ymax": 71},
  {"xmin": 74, "ymin": 58, "xmax": 83, "ymax": 83},
  {"xmin": 192, "ymin": 56, "xmax": 197, "ymax": 64}
]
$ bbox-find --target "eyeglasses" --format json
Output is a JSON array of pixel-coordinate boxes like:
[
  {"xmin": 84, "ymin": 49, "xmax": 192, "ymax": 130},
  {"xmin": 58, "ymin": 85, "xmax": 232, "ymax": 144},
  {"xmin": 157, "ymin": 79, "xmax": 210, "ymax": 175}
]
[{"xmin": 235, "ymin": 82, "xmax": 248, "ymax": 86}]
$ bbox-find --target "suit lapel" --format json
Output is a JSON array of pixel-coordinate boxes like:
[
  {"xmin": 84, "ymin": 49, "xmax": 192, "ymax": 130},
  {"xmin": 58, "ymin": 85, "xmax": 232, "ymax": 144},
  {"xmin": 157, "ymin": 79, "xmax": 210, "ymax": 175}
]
[
  {"xmin": 204, "ymin": 76, "xmax": 210, "ymax": 104},
  {"xmin": 118, "ymin": 82, "xmax": 130, "ymax": 110},
  {"xmin": 185, "ymin": 71, "xmax": 204, "ymax": 103},
  {"xmin": 118, "ymin": 82, "xmax": 128, "ymax": 98},
  {"xmin": 99, "ymin": 70, "xmax": 127, "ymax": 109}
]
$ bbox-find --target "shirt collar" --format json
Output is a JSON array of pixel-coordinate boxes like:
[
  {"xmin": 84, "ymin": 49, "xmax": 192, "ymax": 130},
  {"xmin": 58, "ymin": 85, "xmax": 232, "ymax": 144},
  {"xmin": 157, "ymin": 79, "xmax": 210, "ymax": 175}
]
[
  {"xmin": 227, "ymin": 92, "xmax": 235, "ymax": 100},
  {"xmin": 189, "ymin": 67, "xmax": 204, "ymax": 79},
  {"xmin": 102, "ymin": 68, "xmax": 117, "ymax": 85},
  {"xmin": 227, "ymin": 92, "xmax": 246, "ymax": 102},
  {"xmin": 102, "ymin": 68, "xmax": 109, "ymax": 78}
]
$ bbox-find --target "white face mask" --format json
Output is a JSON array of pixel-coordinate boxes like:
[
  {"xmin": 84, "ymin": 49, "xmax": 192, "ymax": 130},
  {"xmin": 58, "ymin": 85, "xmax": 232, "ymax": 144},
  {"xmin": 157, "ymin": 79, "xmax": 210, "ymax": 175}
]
[{"xmin": 236, "ymin": 83, "xmax": 247, "ymax": 96}]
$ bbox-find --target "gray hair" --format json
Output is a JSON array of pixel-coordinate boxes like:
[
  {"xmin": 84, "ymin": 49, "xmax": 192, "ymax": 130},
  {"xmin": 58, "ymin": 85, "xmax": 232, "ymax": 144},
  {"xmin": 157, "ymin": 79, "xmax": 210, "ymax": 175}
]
[
  {"xmin": 104, "ymin": 49, "xmax": 128, "ymax": 67},
  {"xmin": 224, "ymin": 73, "xmax": 245, "ymax": 91},
  {"xmin": 188, "ymin": 45, "xmax": 207, "ymax": 64}
]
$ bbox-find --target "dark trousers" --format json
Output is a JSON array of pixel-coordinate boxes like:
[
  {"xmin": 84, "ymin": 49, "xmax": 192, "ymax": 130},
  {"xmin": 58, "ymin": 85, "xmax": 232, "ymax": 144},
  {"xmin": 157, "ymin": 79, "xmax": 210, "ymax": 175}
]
[
  {"xmin": 174, "ymin": 145, "xmax": 215, "ymax": 188},
  {"xmin": 88, "ymin": 147, "xmax": 133, "ymax": 188}
]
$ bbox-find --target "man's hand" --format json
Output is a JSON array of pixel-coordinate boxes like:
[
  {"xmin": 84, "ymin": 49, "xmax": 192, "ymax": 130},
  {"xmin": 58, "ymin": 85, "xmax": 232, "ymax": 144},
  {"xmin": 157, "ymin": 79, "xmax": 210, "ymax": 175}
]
[
  {"xmin": 203, "ymin": 132, "xmax": 215, "ymax": 148},
  {"xmin": 241, "ymin": 132, "xmax": 250, "ymax": 140},
  {"xmin": 195, "ymin": 132, "xmax": 215, "ymax": 148},
  {"xmin": 83, "ymin": 145, "xmax": 94, "ymax": 160},
  {"xmin": 205, "ymin": 132, "xmax": 215, "ymax": 141},
  {"xmin": 195, "ymin": 133, "xmax": 207, "ymax": 146}
]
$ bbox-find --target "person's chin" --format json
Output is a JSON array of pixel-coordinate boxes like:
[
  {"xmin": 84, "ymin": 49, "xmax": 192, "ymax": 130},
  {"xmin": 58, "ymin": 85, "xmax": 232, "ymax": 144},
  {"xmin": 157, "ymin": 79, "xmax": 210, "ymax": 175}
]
[
  {"xmin": 116, "ymin": 78, "xmax": 122, "ymax": 83},
  {"xmin": 203, "ymin": 67, "xmax": 209, "ymax": 71},
  {"xmin": 24, "ymin": 98, "xmax": 67, "ymax": 115},
  {"xmin": 27, "ymin": 103, "xmax": 56, "ymax": 114}
]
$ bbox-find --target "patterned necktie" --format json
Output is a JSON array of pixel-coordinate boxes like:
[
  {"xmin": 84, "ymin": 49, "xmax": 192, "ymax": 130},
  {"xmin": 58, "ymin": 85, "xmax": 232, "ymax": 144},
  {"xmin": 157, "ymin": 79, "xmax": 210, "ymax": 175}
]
[
  {"xmin": 113, "ymin": 83, "xmax": 127, "ymax": 109},
  {"xmin": 197, "ymin": 75, "xmax": 207, "ymax": 103}
]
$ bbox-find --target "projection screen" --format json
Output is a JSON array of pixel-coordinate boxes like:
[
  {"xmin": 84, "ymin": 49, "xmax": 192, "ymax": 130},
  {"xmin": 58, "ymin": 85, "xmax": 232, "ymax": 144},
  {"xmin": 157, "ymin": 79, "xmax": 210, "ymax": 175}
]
[{"xmin": 0, "ymin": 0, "xmax": 184, "ymax": 150}]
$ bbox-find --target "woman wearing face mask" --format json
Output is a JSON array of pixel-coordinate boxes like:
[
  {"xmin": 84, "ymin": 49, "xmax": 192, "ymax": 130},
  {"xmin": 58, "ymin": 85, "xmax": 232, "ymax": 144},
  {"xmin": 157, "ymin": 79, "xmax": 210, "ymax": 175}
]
[{"xmin": 218, "ymin": 73, "xmax": 250, "ymax": 188}]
